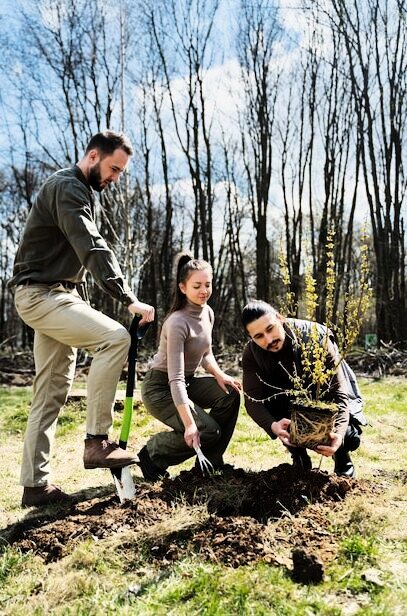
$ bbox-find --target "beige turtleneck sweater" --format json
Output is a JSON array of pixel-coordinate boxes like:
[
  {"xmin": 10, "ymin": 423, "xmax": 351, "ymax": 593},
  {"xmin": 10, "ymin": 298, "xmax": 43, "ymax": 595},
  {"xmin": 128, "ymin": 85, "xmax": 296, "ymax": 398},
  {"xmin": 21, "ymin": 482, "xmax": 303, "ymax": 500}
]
[{"xmin": 150, "ymin": 300, "xmax": 214, "ymax": 406}]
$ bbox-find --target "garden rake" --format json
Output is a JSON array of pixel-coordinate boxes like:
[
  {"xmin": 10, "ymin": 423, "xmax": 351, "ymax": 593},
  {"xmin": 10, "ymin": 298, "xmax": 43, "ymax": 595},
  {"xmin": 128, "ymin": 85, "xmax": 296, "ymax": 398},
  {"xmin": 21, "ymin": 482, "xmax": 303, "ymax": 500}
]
[{"xmin": 194, "ymin": 445, "xmax": 214, "ymax": 476}]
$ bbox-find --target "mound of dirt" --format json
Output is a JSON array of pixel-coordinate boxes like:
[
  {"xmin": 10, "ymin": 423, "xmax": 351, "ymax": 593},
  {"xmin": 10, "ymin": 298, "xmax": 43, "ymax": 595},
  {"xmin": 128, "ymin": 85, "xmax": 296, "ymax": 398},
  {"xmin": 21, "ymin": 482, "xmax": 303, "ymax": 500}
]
[
  {"xmin": 160, "ymin": 464, "xmax": 354, "ymax": 520},
  {"xmin": 1, "ymin": 465, "xmax": 373, "ymax": 580}
]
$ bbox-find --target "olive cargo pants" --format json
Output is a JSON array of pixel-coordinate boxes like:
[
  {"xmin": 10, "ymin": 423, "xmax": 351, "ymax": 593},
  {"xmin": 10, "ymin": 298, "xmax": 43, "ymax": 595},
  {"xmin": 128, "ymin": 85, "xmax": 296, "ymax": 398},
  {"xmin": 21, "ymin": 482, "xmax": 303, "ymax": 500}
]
[{"xmin": 141, "ymin": 369, "xmax": 240, "ymax": 470}]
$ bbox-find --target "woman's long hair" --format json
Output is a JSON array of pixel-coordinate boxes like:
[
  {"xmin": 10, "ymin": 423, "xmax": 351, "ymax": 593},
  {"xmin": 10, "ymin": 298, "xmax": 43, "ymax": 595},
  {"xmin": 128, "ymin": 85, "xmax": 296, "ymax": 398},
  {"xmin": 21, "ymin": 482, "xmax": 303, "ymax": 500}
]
[{"xmin": 166, "ymin": 252, "xmax": 213, "ymax": 316}]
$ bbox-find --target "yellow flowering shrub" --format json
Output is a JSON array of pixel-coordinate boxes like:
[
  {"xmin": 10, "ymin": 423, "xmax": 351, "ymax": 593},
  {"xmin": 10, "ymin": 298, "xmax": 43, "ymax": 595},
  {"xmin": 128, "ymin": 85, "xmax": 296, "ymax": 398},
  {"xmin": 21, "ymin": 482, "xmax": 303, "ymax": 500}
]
[{"xmin": 278, "ymin": 226, "xmax": 372, "ymax": 406}]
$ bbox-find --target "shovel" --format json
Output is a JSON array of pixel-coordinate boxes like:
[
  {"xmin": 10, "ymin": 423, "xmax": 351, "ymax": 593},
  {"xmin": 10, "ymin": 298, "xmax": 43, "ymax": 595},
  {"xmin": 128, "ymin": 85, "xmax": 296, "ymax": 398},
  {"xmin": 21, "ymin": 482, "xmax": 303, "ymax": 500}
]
[{"xmin": 112, "ymin": 315, "xmax": 149, "ymax": 502}]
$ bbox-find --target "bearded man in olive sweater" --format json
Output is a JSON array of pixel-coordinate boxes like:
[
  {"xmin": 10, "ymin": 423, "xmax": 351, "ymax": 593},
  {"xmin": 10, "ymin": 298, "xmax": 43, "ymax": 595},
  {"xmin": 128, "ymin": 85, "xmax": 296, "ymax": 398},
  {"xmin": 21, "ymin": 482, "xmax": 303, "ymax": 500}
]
[
  {"xmin": 9, "ymin": 131, "xmax": 155, "ymax": 507},
  {"xmin": 241, "ymin": 301, "xmax": 365, "ymax": 477}
]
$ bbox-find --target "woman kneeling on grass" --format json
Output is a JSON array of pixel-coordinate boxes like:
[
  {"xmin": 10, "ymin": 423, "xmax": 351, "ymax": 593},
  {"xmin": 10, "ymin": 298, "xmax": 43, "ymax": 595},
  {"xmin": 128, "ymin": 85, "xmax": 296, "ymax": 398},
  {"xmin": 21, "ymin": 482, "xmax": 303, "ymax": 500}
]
[{"xmin": 138, "ymin": 253, "xmax": 241, "ymax": 481}]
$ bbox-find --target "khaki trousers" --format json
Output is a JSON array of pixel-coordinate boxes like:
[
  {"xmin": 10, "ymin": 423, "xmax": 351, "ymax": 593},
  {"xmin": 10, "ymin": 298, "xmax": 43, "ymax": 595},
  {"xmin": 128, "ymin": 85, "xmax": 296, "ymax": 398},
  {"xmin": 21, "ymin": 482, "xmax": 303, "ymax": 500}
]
[
  {"xmin": 14, "ymin": 284, "xmax": 130, "ymax": 486},
  {"xmin": 141, "ymin": 369, "xmax": 240, "ymax": 469}
]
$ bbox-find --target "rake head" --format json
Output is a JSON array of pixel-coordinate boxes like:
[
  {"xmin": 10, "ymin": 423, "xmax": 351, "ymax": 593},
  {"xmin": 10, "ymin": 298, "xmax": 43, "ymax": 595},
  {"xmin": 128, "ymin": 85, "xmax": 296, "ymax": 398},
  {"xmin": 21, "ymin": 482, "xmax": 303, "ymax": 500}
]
[{"xmin": 194, "ymin": 445, "xmax": 214, "ymax": 476}]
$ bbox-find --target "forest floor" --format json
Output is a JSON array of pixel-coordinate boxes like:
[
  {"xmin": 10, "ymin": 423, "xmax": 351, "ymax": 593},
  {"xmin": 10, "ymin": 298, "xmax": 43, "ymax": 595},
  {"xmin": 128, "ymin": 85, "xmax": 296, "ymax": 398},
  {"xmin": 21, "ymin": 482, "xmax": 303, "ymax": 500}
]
[
  {"xmin": 3, "ymin": 463, "xmax": 377, "ymax": 578},
  {"xmin": 1, "ymin": 341, "xmax": 407, "ymax": 387},
  {"xmin": 0, "ymin": 375, "xmax": 406, "ymax": 615}
]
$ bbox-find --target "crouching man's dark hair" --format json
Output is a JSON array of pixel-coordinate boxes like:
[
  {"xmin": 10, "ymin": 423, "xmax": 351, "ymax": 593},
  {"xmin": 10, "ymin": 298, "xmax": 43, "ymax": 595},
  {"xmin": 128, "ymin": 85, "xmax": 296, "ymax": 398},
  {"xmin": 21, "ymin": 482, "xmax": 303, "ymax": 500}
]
[{"xmin": 242, "ymin": 300, "xmax": 279, "ymax": 331}]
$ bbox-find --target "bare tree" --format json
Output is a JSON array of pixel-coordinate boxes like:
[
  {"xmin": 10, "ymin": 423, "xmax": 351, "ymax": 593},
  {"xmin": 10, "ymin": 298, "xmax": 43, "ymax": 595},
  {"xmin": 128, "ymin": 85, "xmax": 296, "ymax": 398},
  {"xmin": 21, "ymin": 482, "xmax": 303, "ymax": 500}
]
[
  {"xmin": 145, "ymin": 0, "xmax": 219, "ymax": 265},
  {"xmin": 1, "ymin": 0, "xmax": 147, "ymax": 322},
  {"xmin": 278, "ymin": 41, "xmax": 319, "ymax": 306},
  {"xmin": 238, "ymin": 0, "xmax": 281, "ymax": 302},
  {"xmin": 204, "ymin": 133, "xmax": 253, "ymax": 344},
  {"xmin": 314, "ymin": 27, "xmax": 359, "ymax": 323},
  {"xmin": 131, "ymin": 28, "xmax": 177, "ymax": 322},
  {"xmin": 322, "ymin": 0, "xmax": 407, "ymax": 342}
]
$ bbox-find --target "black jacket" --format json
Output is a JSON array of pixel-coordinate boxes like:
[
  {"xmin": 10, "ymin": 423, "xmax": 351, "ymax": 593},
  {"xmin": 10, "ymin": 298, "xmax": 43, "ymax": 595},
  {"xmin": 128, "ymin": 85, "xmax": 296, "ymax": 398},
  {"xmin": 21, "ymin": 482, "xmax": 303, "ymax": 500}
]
[{"xmin": 242, "ymin": 318, "xmax": 356, "ymax": 439}]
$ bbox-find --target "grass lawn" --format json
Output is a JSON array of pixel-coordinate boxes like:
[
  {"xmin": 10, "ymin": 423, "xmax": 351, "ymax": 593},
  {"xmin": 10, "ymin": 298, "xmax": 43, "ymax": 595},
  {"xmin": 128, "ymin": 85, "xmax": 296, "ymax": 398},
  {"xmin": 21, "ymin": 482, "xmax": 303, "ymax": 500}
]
[{"xmin": 0, "ymin": 377, "xmax": 406, "ymax": 615}]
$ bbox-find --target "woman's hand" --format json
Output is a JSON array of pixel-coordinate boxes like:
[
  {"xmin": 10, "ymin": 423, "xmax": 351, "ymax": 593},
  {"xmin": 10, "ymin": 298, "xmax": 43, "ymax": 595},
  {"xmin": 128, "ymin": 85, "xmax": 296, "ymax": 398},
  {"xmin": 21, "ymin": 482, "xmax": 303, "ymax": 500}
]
[
  {"xmin": 203, "ymin": 354, "xmax": 241, "ymax": 394},
  {"xmin": 184, "ymin": 423, "xmax": 200, "ymax": 449},
  {"xmin": 314, "ymin": 432, "xmax": 343, "ymax": 457},
  {"xmin": 214, "ymin": 372, "xmax": 242, "ymax": 394}
]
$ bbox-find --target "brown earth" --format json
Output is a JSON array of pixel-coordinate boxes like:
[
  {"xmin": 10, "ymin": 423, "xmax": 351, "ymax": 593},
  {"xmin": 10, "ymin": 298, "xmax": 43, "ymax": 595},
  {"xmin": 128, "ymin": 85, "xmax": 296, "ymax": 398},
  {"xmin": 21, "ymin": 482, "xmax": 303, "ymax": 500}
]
[{"xmin": 0, "ymin": 464, "xmax": 379, "ymax": 584}]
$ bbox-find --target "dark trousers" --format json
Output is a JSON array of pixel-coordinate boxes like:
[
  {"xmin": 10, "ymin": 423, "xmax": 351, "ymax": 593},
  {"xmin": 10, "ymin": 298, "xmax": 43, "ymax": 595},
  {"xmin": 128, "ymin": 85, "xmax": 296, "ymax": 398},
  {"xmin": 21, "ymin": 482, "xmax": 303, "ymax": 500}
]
[
  {"xmin": 141, "ymin": 370, "xmax": 240, "ymax": 469},
  {"xmin": 340, "ymin": 422, "xmax": 362, "ymax": 453}
]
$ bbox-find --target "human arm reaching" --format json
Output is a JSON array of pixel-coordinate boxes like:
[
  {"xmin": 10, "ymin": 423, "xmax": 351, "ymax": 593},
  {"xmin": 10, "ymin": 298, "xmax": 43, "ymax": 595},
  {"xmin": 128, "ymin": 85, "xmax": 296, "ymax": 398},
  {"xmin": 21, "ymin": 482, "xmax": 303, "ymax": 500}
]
[
  {"xmin": 202, "ymin": 353, "xmax": 241, "ymax": 394},
  {"xmin": 175, "ymin": 403, "xmax": 201, "ymax": 449}
]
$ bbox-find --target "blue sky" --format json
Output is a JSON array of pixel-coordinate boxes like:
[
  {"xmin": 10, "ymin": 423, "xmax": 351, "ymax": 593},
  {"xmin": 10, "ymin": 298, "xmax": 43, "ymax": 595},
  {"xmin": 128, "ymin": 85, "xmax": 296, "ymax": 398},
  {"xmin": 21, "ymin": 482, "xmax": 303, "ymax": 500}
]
[{"xmin": 0, "ymin": 0, "xmax": 380, "ymax": 235}]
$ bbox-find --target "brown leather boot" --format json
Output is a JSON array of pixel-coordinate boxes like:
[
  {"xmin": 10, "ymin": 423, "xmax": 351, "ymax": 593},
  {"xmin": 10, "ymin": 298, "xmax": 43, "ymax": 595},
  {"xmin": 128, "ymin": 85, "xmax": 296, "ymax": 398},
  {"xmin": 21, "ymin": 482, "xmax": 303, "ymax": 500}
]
[
  {"xmin": 83, "ymin": 437, "xmax": 138, "ymax": 469},
  {"xmin": 22, "ymin": 485, "xmax": 73, "ymax": 508}
]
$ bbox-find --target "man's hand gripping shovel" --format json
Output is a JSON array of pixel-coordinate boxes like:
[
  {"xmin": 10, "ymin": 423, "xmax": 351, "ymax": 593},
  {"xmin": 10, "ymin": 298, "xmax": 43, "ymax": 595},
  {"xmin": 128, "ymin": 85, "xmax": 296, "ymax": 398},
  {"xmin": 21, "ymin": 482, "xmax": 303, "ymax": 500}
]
[{"xmin": 112, "ymin": 315, "xmax": 149, "ymax": 502}]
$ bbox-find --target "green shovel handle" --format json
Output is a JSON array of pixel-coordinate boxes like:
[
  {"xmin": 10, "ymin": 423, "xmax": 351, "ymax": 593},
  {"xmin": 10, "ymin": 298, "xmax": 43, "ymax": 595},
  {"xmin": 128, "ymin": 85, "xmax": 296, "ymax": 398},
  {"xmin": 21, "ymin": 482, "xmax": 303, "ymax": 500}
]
[{"xmin": 119, "ymin": 315, "xmax": 151, "ymax": 448}]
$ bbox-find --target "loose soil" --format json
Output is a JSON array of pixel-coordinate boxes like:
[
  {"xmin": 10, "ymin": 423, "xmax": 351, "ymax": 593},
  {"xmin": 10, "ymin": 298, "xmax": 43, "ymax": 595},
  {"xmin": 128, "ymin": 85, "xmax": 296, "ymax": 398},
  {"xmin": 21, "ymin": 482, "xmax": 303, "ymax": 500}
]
[{"xmin": 0, "ymin": 464, "xmax": 379, "ymax": 583}]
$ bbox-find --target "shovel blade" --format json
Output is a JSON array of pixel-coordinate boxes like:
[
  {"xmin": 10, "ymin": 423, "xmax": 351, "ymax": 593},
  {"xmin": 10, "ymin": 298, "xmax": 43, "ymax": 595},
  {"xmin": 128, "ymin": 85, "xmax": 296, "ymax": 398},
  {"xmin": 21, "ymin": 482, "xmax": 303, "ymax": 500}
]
[{"xmin": 112, "ymin": 466, "xmax": 136, "ymax": 502}]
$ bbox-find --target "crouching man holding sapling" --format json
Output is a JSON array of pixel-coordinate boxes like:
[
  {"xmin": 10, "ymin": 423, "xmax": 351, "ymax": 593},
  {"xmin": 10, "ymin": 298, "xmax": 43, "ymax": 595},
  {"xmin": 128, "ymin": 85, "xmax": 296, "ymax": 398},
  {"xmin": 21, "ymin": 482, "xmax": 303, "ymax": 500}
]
[{"xmin": 241, "ymin": 301, "xmax": 365, "ymax": 477}]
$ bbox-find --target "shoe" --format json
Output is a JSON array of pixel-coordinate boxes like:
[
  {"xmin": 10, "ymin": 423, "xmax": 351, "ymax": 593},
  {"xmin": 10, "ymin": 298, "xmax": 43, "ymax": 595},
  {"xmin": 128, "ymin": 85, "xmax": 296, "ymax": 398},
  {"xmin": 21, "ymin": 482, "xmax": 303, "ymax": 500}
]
[
  {"xmin": 289, "ymin": 448, "xmax": 312, "ymax": 471},
  {"xmin": 83, "ymin": 437, "xmax": 138, "ymax": 469},
  {"xmin": 22, "ymin": 485, "xmax": 73, "ymax": 508},
  {"xmin": 333, "ymin": 450, "xmax": 355, "ymax": 477},
  {"xmin": 137, "ymin": 446, "xmax": 168, "ymax": 481}
]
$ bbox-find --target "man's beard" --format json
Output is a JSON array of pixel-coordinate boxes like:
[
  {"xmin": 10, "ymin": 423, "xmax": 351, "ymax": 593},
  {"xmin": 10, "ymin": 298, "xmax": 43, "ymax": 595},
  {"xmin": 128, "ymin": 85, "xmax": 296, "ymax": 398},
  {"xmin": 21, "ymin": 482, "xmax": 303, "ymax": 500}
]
[{"xmin": 88, "ymin": 163, "xmax": 104, "ymax": 192}]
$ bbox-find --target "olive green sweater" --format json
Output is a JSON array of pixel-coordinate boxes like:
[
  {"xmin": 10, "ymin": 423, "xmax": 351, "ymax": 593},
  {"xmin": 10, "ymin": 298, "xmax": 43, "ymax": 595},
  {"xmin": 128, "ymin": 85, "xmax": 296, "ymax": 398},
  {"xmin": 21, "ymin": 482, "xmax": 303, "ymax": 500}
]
[{"xmin": 8, "ymin": 165, "xmax": 137, "ymax": 307}]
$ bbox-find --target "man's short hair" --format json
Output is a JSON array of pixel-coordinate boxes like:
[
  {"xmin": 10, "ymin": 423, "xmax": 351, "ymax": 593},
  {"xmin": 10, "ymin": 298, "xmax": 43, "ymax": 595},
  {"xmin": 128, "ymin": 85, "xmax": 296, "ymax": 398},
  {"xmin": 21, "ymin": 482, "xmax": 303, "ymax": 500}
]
[
  {"xmin": 242, "ymin": 300, "xmax": 279, "ymax": 331},
  {"xmin": 85, "ymin": 130, "xmax": 133, "ymax": 157}
]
